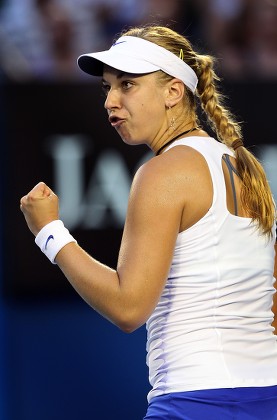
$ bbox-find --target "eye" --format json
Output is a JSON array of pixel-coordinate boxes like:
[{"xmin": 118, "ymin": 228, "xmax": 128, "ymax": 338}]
[
  {"xmin": 102, "ymin": 83, "xmax": 110, "ymax": 96},
  {"xmin": 121, "ymin": 80, "xmax": 133, "ymax": 90}
]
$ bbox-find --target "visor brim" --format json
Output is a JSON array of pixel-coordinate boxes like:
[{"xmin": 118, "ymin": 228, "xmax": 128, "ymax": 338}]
[{"xmin": 77, "ymin": 51, "xmax": 159, "ymax": 76}]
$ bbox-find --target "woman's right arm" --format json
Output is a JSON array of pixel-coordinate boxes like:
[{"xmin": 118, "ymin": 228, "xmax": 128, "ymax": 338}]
[{"xmin": 20, "ymin": 154, "xmax": 185, "ymax": 332}]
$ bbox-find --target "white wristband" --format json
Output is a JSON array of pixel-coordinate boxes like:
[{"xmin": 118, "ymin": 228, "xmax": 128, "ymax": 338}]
[{"xmin": 35, "ymin": 220, "xmax": 77, "ymax": 264}]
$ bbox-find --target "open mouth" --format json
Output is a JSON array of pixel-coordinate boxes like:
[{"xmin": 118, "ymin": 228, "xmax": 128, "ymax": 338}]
[{"xmin": 109, "ymin": 115, "xmax": 124, "ymax": 127}]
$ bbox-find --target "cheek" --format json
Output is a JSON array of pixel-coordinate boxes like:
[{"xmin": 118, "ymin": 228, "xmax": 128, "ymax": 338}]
[
  {"xmin": 135, "ymin": 103, "xmax": 165, "ymax": 138},
  {"xmin": 139, "ymin": 98, "xmax": 164, "ymax": 118}
]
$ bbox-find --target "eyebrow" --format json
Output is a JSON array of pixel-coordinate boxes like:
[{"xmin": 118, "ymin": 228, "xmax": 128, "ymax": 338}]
[
  {"xmin": 102, "ymin": 71, "xmax": 126, "ymax": 84},
  {"xmin": 117, "ymin": 71, "xmax": 126, "ymax": 79}
]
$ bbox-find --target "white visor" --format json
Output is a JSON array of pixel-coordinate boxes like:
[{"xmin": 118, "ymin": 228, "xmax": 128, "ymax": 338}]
[{"xmin": 77, "ymin": 36, "xmax": 198, "ymax": 93}]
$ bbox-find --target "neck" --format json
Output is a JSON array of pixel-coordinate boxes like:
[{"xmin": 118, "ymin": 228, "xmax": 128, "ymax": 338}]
[{"xmin": 156, "ymin": 127, "xmax": 198, "ymax": 156}]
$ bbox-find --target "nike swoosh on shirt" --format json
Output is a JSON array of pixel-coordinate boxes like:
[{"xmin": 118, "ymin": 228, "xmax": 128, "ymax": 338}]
[
  {"xmin": 45, "ymin": 235, "xmax": 54, "ymax": 250},
  {"xmin": 112, "ymin": 41, "xmax": 126, "ymax": 46}
]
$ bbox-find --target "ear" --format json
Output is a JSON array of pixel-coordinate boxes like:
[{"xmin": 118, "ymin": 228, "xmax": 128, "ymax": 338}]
[{"xmin": 164, "ymin": 78, "xmax": 185, "ymax": 108}]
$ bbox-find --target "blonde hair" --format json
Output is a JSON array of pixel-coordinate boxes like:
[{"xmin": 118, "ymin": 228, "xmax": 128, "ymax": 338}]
[{"xmin": 118, "ymin": 25, "xmax": 276, "ymax": 237}]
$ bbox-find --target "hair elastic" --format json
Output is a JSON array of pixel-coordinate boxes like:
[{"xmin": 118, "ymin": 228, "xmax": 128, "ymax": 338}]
[{"xmin": 232, "ymin": 139, "xmax": 244, "ymax": 151}]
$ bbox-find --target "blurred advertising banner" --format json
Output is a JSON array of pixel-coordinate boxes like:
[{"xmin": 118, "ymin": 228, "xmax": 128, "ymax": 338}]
[
  {"xmin": 1, "ymin": 82, "xmax": 151, "ymax": 299},
  {"xmin": 1, "ymin": 81, "xmax": 276, "ymax": 299}
]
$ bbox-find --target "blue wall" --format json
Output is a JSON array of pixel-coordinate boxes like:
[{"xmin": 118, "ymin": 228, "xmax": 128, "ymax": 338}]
[{"xmin": 4, "ymin": 301, "xmax": 149, "ymax": 420}]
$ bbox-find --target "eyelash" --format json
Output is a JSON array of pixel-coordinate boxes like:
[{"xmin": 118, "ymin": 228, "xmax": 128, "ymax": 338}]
[
  {"xmin": 122, "ymin": 81, "xmax": 133, "ymax": 90},
  {"xmin": 102, "ymin": 81, "xmax": 134, "ymax": 96},
  {"xmin": 102, "ymin": 85, "xmax": 110, "ymax": 96}
]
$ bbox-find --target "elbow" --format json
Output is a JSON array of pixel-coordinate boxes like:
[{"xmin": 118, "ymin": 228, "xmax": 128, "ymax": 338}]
[
  {"xmin": 118, "ymin": 324, "xmax": 137, "ymax": 334},
  {"xmin": 113, "ymin": 311, "xmax": 146, "ymax": 334},
  {"xmin": 116, "ymin": 319, "xmax": 144, "ymax": 334},
  {"xmin": 119, "ymin": 323, "xmax": 143, "ymax": 334}
]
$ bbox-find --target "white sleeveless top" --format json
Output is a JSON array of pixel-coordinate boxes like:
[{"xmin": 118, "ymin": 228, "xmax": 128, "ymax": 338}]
[{"xmin": 146, "ymin": 136, "xmax": 277, "ymax": 402}]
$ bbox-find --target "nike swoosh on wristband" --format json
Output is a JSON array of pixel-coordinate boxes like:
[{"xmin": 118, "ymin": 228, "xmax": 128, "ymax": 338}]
[{"xmin": 45, "ymin": 234, "xmax": 54, "ymax": 250}]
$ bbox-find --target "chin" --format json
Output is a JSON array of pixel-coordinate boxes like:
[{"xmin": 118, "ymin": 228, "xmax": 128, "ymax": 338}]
[
  {"xmin": 119, "ymin": 133, "xmax": 145, "ymax": 147},
  {"xmin": 124, "ymin": 138, "xmax": 146, "ymax": 147}
]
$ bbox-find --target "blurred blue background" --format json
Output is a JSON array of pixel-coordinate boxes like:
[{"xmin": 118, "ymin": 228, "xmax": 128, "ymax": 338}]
[{"xmin": 0, "ymin": 0, "xmax": 277, "ymax": 419}]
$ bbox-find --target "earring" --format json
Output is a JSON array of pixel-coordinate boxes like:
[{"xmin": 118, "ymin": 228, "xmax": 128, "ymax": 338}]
[
  {"xmin": 167, "ymin": 105, "xmax": 176, "ymax": 129},
  {"xmin": 170, "ymin": 116, "xmax": 176, "ymax": 128}
]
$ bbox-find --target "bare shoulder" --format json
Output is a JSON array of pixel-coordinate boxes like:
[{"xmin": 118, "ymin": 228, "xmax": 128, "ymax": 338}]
[
  {"xmin": 132, "ymin": 144, "xmax": 210, "ymax": 194},
  {"xmin": 130, "ymin": 144, "xmax": 213, "ymax": 231}
]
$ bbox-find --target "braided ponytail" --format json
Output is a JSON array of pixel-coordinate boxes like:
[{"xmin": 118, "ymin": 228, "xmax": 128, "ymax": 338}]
[
  {"xmin": 195, "ymin": 54, "xmax": 275, "ymax": 237},
  {"xmin": 196, "ymin": 55, "xmax": 242, "ymax": 146}
]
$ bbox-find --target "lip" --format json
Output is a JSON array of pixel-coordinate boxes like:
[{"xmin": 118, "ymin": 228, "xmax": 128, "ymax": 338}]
[{"xmin": 108, "ymin": 115, "xmax": 125, "ymax": 128}]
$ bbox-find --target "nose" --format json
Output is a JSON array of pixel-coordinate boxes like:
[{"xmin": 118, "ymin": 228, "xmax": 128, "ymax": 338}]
[{"xmin": 104, "ymin": 88, "xmax": 121, "ymax": 112}]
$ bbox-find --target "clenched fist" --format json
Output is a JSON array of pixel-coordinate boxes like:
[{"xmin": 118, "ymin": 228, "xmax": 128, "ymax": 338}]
[{"xmin": 20, "ymin": 182, "xmax": 59, "ymax": 236}]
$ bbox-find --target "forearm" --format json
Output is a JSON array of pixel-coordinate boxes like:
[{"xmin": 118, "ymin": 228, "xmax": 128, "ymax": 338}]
[{"xmin": 55, "ymin": 242, "xmax": 143, "ymax": 332}]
